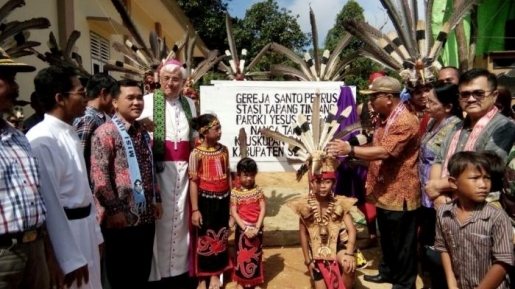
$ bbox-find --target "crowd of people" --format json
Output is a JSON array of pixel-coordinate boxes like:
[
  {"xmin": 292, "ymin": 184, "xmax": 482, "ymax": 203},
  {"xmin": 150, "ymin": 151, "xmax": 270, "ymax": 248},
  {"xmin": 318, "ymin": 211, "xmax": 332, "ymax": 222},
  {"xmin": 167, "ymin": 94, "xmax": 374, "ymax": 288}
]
[
  {"xmin": 0, "ymin": 49, "xmax": 268, "ymax": 289},
  {"xmin": 2, "ymin": 26, "xmax": 515, "ymax": 289},
  {"xmin": 324, "ymin": 67, "xmax": 515, "ymax": 289}
]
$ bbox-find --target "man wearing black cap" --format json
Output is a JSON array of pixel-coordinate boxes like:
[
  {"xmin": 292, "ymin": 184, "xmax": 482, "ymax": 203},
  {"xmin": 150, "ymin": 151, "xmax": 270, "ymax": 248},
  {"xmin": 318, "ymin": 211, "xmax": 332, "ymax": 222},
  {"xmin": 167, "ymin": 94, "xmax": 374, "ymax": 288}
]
[{"xmin": 0, "ymin": 49, "xmax": 49, "ymax": 288}]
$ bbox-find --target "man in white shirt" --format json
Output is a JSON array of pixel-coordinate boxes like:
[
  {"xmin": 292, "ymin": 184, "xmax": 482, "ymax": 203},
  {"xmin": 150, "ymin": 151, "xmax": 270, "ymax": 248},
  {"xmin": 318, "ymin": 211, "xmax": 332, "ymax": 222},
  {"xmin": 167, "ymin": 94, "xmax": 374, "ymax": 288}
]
[{"xmin": 27, "ymin": 66, "xmax": 103, "ymax": 289}]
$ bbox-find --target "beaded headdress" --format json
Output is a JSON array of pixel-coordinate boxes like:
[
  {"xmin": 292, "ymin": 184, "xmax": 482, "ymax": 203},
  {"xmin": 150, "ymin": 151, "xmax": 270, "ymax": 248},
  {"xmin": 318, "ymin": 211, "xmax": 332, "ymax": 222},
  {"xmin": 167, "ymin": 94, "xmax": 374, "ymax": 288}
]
[{"xmin": 199, "ymin": 119, "xmax": 220, "ymax": 135}]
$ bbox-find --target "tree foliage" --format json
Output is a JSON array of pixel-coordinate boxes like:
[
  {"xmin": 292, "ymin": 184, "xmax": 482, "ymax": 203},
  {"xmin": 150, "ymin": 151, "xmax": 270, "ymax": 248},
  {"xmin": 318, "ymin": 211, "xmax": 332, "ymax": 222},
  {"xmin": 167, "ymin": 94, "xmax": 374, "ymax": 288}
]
[
  {"xmin": 325, "ymin": 0, "xmax": 365, "ymax": 52},
  {"xmin": 176, "ymin": 0, "xmax": 230, "ymax": 53},
  {"xmin": 233, "ymin": 0, "xmax": 309, "ymax": 71},
  {"xmin": 178, "ymin": 0, "xmax": 308, "ymax": 74},
  {"xmin": 324, "ymin": 0, "xmax": 382, "ymax": 103}
]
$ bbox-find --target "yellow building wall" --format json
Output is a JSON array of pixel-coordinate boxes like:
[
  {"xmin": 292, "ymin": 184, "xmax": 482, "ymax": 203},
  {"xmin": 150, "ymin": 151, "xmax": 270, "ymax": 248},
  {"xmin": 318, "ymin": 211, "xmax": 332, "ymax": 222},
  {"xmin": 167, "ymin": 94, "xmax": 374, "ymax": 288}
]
[{"xmin": 74, "ymin": 0, "xmax": 125, "ymax": 80}]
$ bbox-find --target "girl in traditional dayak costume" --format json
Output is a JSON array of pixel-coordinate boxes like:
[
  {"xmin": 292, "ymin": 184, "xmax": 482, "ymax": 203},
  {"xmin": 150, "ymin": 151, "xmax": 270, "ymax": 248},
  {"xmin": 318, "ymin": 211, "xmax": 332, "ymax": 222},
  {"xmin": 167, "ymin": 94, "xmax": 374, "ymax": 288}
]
[
  {"xmin": 231, "ymin": 157, "xmax": 266, "ymax": 289},
  {"xmin": 189, "ymin": 113, "xmax": 232, "ymax": 289},
  {"xmin": 288, "ymin": 155, "xmax": 360, "ymax": 289}
]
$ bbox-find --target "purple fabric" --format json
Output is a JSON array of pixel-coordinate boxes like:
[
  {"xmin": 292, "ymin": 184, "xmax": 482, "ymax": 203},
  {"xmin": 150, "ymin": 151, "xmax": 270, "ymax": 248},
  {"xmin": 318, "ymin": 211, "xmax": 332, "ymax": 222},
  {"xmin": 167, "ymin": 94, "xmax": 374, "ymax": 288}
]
[
  {"xmin": 333, "ymin": 86, "xmax": 367, "ymax": 203},
  {"xmin": 335, "ymin": 86, "xmax": 359, "ymax": 134}
]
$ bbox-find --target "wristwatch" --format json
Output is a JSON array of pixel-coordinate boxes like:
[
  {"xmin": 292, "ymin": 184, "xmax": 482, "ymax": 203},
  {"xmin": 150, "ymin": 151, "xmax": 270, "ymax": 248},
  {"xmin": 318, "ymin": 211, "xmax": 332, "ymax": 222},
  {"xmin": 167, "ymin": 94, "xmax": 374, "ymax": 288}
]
[{"xmin": 348, "ymin": 145, "xmax": 355, "ymax": 158}]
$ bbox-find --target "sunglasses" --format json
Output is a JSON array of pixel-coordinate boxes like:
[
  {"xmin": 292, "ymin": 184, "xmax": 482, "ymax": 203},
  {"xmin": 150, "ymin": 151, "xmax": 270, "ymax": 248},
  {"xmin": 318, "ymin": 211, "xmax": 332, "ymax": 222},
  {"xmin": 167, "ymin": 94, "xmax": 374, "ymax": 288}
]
[{"xmin": 459, "ymin": 90, "xmax": 494, "ymax": 100}]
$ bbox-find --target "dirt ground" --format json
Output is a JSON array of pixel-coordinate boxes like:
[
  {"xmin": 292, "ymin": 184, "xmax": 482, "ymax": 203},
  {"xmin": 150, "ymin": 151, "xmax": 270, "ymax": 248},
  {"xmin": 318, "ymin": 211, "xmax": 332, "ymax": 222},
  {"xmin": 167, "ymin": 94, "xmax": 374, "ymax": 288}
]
[
  {"xmin": 223, "ymin": 243, "xmax": 425, "ymax": 289},
  {"xmin": 223, "ymin": 172, "xmax": 425, "ymax": 289}
]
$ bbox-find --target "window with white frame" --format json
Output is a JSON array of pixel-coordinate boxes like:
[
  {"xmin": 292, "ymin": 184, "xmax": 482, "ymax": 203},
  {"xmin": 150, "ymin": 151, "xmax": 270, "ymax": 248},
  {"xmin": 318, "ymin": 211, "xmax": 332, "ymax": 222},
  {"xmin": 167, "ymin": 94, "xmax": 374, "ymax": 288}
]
[{"xmin": 90, "ymin": 32, "xmax": 110, "ymax": 74}]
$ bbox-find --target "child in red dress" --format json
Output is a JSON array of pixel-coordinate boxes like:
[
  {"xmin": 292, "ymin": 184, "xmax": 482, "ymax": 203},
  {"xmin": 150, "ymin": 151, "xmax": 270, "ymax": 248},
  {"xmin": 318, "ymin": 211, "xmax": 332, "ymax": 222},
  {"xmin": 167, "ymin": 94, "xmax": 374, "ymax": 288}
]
[{"xmin": 230, "ymin": 158, "xmax": 266, "ymax": 289}]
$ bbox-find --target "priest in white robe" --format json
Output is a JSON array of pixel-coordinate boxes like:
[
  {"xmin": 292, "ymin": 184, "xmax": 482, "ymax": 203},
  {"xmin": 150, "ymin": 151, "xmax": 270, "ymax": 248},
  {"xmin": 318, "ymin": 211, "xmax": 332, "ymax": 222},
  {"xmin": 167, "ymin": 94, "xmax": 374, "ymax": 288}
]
[
  {"xmin": 27, "ymin": 66, "xmax": 103, "ymax": 289},
  {"xmin": 139, "ymin": 59, "xmax": 197, "ymax": 281}
]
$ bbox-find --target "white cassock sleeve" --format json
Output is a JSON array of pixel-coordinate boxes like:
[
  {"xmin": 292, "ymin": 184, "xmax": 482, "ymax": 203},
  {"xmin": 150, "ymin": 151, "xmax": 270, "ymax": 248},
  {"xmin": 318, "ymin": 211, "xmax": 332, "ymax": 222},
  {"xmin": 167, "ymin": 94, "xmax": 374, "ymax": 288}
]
[
  {"xmin": 30, "ymin": 140, "xmax": 87, "ymax": 274},
  {"xmin": 139, "ymin": 93, "xmax": 154, "ymax": 121}
]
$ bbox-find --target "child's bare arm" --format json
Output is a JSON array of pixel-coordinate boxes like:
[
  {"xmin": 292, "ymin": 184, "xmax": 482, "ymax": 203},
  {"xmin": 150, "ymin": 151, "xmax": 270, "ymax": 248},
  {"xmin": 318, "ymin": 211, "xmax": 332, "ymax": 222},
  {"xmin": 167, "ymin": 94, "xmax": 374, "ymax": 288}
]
[
  {"xmin": 255, "ymin": 198, "xmax": 266, "ymax": 229},
  {"xmin": 342, "ymin": 213, "xmax": 356, "ymax": 254},
  {"xmin": 230, "ymin": 204, "xmax": 247, "ymax": 231},
  {"xmin": 299, "ymin": 219, "xmax": 315, "ymax": 271},
  {"xmin": 441, "ymin": 252, "xmax": 458, "ymax": 289},
  {"xmin": 189, "ymin": 179, "xmax": 202, "ymax": 227},
  {"xmin": 477, "ymin": 263, "xmax": 509, "ymax": 289}
]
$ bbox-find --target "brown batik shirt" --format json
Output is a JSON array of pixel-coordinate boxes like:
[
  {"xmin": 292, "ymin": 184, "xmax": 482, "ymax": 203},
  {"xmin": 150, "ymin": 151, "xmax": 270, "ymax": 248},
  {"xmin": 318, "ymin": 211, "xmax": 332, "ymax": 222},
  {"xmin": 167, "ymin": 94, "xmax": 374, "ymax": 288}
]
[
  {"xmin": 435, "ymin": 201, "xmax": 514, "ymax": 289},
  {"xmin": 365, "ymin": 107, "xmax": 421, "ymax": 211},
  {"xmin": 91, "ymin": 116, "xmax": 161, "ymax": 226}
]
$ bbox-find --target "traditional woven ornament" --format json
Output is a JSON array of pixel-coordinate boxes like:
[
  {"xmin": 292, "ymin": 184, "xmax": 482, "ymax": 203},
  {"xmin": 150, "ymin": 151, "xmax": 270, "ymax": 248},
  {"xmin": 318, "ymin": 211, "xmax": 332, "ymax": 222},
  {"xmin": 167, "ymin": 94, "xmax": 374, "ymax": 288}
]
[
  {"xmin": 0, "ymin": 0, "xmax": 50, "ymax": 60},
  {"xmin": 31, "ymin": 30, "xmax": 90, "ymax": 79},
  {"xmin": 343, "ymin": 0, "xmax": 483, "ymax": 87},
  {"xmin": 217, "ymin": 13, "xmax": 271, "ymax": 81},
  {"xmin": 102, "ymin": 0, "xmax": 171, "ymax": 79},
  {"xmin": 104, "ymin": 0, "xmax": 224, "ymax": 96},
  {"xmin": 259, "ymin": 94, "xmax": 371, "ymax": 181},
  {"xmin": 181, "ymin": 37, "xmax": 225, "ymax": 106},
  {"xmin": 269, "ymin": 7, "xmax": 356, "ymax": 81},
  {"xmin": 0, "ymin": 0, "xmax": 50, "ymax": 117}
]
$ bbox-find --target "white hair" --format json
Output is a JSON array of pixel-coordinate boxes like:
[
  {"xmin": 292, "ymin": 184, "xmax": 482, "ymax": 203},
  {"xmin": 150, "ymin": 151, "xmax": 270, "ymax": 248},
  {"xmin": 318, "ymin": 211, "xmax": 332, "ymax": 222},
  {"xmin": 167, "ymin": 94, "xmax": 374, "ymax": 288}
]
[{"xmin": 161, "ymin": 63, "xmax": 187, "ymax": 79}]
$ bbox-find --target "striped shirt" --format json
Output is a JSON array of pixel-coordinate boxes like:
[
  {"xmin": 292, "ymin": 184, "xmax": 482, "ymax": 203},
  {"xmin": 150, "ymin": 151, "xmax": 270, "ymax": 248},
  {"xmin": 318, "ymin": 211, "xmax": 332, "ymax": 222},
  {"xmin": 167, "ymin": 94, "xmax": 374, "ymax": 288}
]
[
  {"xmin": 435, "ymin": 201, "xmax": 514, "ymax": 289},
  {"xmin": 73, "ymin": 106, "xmax": 110, "ymax": 179},
  {"xmin": 0, "ymin": 119, "xmax": 46, "ymax": 234}
]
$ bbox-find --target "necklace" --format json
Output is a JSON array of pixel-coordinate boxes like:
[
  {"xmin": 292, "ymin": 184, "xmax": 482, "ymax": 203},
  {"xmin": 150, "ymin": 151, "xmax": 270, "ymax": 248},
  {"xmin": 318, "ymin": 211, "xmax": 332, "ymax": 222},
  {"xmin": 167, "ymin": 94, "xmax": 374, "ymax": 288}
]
[{"xmin": 308, "ymin": 195, "xmax": 335, "ymax": 226}]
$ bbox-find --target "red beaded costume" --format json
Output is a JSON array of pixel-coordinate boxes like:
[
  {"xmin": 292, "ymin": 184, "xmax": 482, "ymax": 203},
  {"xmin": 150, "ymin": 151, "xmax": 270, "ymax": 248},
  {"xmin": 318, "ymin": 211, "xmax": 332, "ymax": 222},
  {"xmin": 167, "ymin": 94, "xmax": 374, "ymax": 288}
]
[
  {"xmin": 231, "ymin": 185, "xmax": 265, "ymax": 286},
  {"xmin": 188, "ymin": 144, "xmax": 232, "ymax": 276}
]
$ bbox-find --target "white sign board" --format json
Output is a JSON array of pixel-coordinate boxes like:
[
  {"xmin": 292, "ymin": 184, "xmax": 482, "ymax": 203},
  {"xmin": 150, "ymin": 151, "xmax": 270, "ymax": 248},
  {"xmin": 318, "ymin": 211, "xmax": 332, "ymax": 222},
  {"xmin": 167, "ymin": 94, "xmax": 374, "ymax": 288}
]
[{"xmin": 200, "ymin": 81, "xmax": 356, "ymax": 171}]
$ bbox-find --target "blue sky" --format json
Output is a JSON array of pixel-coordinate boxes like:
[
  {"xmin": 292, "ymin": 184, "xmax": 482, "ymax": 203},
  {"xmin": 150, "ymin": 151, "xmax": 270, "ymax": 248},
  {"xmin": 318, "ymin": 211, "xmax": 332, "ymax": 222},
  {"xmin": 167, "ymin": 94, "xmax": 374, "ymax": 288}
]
[{"xmin": 227, "ymin": 0, "xmax": 395, "ymax": 47}]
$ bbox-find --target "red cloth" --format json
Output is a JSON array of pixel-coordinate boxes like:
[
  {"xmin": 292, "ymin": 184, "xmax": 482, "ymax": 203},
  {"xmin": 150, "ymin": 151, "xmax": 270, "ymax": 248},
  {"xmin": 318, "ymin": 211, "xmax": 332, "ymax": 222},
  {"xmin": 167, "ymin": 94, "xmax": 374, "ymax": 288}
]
[
  {"xmin": 237, "ymin": 202, "xmax": 261, "ymax": 224},
  {"xmin": 358, "ymin": 203, "xmax": 377, "ymax": 223},
  {"xmin": 419, "ymin": 113, "xmax": 431, "ymax": 136},
  {"xmin": 316, "ymin": 260, "xmax": 345, "ymax": 289}
]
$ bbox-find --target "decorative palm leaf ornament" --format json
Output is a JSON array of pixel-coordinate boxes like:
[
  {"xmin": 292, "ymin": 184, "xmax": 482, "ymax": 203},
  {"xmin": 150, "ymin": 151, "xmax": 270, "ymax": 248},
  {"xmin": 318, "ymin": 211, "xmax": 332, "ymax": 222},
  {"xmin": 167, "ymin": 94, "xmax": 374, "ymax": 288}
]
[
  {"xmin": 31, "ymin": 31, "xmax": 91, "ymax": 79},
  {"xmin": 269, "ymin": 7, "xmax": 355, "ymax": 82},
  {"xmin": 0, "ymin": 0, "xmax": 50, "ymax": 59},
  {"xmin": 342, "ymin": 0, "xmax": 483, "ymax": 87},
  {"xmin": 103, "ymin": 0, "xmax": 171, "ymax": 85},
  {"xmin": 260, "ymin": 95, "xmax": 370, "ymax": 181},
  {"xmin": 181, "ymin": 36, "xmax": 225, "ymax": 107},
  {"xmin": 105, "ymin": 0, "xmax": 224, "ymax": 98},
  {"xmin": 218, "ymin": 13, "xmax": 272, "ymax": 81}
]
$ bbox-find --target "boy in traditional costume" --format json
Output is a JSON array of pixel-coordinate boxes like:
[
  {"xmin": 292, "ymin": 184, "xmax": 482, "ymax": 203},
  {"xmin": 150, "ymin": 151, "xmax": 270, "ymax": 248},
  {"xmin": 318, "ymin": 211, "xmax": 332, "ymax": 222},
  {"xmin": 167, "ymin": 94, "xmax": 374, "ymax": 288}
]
[
  {"xmin": 288, "ymin": 155, "xmax": 359, "ymax": 289},
  {"xmin": 258, "ymin": 86, "xmax": 368, "ymax": 289}
]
